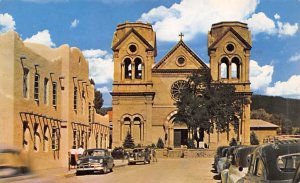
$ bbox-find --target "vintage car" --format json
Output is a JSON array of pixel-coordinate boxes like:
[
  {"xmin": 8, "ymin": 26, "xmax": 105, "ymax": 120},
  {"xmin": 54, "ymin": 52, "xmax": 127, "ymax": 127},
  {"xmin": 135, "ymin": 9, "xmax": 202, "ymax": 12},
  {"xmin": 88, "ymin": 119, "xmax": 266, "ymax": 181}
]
[
  {"xmin": 217, "ymin": 147, "xmax": 230, "ymax": 174},
  {"xmin": 128, "ymin": 148, "xmax": 151, "ymax": 165},
  {"xmin": 76, "ymin": 148, "xmax": 114, "ymax": 175},
  {"xmin": 214, "ymin": 146, "xmax": 229, "ymax": 171},
  {"xmin": 293, "ymin": 163, "xmax": 300, "ymax": 183},
  {"xmin": 244, "ymin": 140, "xmax": 300, "ymax": 183},
  {"xmin": 0, "ymin": 146, "xmax": 51, "ymax": 182},
  {"xmin": 220, "ymin": 146, "xmax": 243, "ymax": 180},
  {"xmin": 218, "ymin": 146, "xmax": 242, "ymax": 175},
  {"xmin": 222, "ymin": 146, "xmax": 256, "ymax": 183}
]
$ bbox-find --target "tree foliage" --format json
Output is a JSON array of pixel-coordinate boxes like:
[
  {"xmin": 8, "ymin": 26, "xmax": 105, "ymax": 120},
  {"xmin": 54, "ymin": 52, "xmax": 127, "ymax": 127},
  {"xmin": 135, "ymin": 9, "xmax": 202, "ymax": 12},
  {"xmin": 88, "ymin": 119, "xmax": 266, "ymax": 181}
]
[
  {"xmin": 94, "ymin": 89, "xmax": 104, "ymax": 114},
  {"xmin": 251, "ymin": 108, "xmax": 293, "ymax": 134},
  {"xmin": 123, "ymin": 132, "xmax": 135, "ymax": 149},
  {"xmin": 174, "ymin": 68, "xmax": 245, "ymax": 144},
  {"xmin": 250, "ymin": 131, "xmax": 259, "ymax": 145},
  {"xmin": 156, "ymin": 137, "xmax": 164, "ymax": 149},
  {"xmin": 229, "ymin": 138, "xmax": 238, "ymax": 146}
]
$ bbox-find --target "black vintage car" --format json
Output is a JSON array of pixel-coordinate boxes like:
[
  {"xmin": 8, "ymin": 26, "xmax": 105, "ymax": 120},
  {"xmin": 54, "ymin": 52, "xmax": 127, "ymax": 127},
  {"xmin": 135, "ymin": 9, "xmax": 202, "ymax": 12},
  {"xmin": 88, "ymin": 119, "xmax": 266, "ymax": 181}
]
[
  {"xmin": 293, "ymin": 163, "xmax": 300, "ymax": 183},
  {"xmin": 128, "ymin": 148, "xmax": 151, "ymax": 165},
  {"xmin": 214, "ymin": 146, "xmax": 229, "ymax": 171},
  {"xmin": 244, "ymin": 140, "xmax": 300, "ymax": 183},
  {"xmin": 76, "ymin": 148, "xmax": 114, "ymax": 175}
]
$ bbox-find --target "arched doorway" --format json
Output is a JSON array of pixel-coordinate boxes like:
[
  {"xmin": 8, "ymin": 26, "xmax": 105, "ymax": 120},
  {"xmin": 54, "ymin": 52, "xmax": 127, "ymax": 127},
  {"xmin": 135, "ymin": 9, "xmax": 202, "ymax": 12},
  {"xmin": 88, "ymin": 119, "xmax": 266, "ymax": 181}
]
[{"xmin": 164, "ymin": 111, "xmax": 189, "ymax": 148}]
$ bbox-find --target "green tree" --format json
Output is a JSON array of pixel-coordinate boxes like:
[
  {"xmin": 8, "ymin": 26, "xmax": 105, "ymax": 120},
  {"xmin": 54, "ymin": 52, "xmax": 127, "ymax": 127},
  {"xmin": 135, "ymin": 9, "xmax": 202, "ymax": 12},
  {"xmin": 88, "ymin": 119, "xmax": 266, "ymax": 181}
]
[
  {"xmin": 156, "ymin": 137, "xmax": 164, "ymax": 149},
  {"xmin": 251, "ymin": 108, "xmax": 272, "ymax": 121},
  {"xmin": 229, "ymin": 138, "xmax": 238, "ymax": 146},
  {"xmin": 94, "ymin": 89, "xmax": 104, "ymax": 114},
  {"xmin": 250, "ymin": 131, "xmax": 259, "ymax": 145},
  {"xmin": 174, "ymin": 68, "xmax": 244, "ymax": 147},
  {"xmin": 123, "ymin": 132, "xmax": 135, "ymax": 149}
]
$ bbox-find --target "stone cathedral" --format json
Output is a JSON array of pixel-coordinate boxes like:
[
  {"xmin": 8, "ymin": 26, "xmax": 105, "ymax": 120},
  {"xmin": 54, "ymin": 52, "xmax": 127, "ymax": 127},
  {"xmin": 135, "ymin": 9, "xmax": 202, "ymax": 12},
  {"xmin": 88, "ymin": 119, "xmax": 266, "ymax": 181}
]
[{"xmin": 111, "ymin": 21, "xmax": 252, "ymax": 148}]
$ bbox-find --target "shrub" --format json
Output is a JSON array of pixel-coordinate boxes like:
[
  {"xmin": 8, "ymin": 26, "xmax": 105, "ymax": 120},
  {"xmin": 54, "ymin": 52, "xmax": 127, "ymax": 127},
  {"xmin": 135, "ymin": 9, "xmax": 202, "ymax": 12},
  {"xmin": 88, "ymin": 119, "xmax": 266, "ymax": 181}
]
[
  {"xmin": 156, "ymin": 137, "xmax": 164, "ymax": 149},
  {"xmin": 229, "ymin": 138, "xmax": 238, "ymax": 146},
  {"xmin": 250, "ymin": 131, "xmax": 259, "ymax": 145},
  {"xmin": 123, "ymin": 131, "xmax": 135, "ymax": 149}
]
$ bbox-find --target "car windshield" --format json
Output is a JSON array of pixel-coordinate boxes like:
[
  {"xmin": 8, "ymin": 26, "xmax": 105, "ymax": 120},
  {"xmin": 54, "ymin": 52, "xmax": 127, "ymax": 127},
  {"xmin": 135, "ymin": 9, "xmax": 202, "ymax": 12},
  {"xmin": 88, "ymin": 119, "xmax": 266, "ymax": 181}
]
[
  {"xmin": 85, "ymin": 150, "xmax": 106, "ymax": 157},
  {"xmin": 277, "ymin": 153, "xmax": 300, "ymax": 173}
]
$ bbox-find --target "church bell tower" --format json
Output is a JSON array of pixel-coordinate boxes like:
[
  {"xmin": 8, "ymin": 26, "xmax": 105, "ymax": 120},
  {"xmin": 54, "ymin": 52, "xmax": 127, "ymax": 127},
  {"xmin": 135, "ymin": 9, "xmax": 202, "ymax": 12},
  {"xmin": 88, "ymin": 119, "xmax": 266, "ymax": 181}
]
[
  {"xmin": 110, "ymin": 22, "xmax": 157, "ymax": 147},
  {"xmin": 208, "ymin": 22, "xmax": 252, "ymax": 145}
]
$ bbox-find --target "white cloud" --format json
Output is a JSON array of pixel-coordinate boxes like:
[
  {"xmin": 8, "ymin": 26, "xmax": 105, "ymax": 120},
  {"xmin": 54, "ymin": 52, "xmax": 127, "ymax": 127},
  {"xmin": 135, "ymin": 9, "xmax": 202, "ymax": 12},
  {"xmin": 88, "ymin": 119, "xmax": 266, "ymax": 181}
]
[
  {"xmin": 139, "ymin": 0, "xmax": 298, "ymax": 41},
  {"xmin": 277, "ymin": 21, "xmax": 298, "ymax": 37},
  {"xmin": 288, "ymin": 53, "xmax": 300, "ymax": 62},
  {"xmin": 24, "ymin": 30, "xmax": 56, "ymax": 47},
  {"xmin": 246, "ymin": 12, "xmax": 276, "ymax": 35},
  {"xmin": 70, "ymin": 19, "xmax": 79, "ymax": 28},
  {"xmin": 266, "ymin": 75, "xmax": 300, "ymax": 99},
  {"xmin": 139, "ymin": 0, "xmax": 259, "ymax": 41},
  {"xmin": 249, "ymin": 60, "xmax": 274, "ymax": 91},
  {"xmin": 83, "ymin": 49, "xmax": 113, "ymax": 85},
  {"xmin": 0, "ymin": 13, "xmax": 16, "ymax": 33},
  {"xmin": 97, "ymin": 86, "xmax": 110, "ymax": 93},
  {"xmin": 274, "ymin": 13, "xmax": 280, "ymax": 20}
]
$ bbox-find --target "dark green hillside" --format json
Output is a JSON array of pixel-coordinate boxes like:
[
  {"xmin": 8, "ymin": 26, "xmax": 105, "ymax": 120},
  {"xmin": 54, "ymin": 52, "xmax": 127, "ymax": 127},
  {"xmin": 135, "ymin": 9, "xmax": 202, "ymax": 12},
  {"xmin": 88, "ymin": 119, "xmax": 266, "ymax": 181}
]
[{"xmin": 251, "ymin": 95, "xmax": 300, "ymax": 127}]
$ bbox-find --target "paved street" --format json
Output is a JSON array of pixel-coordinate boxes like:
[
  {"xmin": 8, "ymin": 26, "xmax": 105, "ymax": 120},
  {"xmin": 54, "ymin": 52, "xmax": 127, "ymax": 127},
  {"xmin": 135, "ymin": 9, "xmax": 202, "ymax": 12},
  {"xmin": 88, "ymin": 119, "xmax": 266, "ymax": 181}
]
[{"xmin": 56, "ymin": 158, "xmax": 218, "ymax": 183}]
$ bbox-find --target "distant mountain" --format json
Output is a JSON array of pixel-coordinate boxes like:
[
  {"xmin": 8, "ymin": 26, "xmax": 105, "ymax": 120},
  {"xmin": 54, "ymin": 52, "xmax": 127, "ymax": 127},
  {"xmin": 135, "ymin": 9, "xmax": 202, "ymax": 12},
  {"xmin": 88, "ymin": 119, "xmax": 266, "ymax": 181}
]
[{"xmin": 251, "ymin": 95, "xmax": 300, "ymax": 127}]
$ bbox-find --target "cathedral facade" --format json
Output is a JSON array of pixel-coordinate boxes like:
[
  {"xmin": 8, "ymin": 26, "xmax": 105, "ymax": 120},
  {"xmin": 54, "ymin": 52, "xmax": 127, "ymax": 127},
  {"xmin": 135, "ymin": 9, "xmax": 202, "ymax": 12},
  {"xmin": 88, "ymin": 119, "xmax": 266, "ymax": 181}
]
[{"xmin": 111, "ymin": 21, "xmax": 252, "ymax": 148}]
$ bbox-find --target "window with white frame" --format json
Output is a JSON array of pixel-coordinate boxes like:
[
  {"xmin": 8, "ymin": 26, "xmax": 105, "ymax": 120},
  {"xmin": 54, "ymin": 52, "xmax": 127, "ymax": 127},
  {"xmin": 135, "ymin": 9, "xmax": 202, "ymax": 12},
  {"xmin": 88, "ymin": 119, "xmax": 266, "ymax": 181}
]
[
  {"xmin": 74, "ymin": 87, "xmax": 77, "ymax": 111},
  {"xmin": 34, "ymin": 73, "xmax": 40, "ymax": 102},
  {"xmin": 44, "ymin": 78, "xmax": 49, "ymax": 104},
  {"xmin": 51, "ymin": 127, "xmax": 59, "ymax": 150},
  {"xmin": 52, "ymin": 82, "xmax": 57, "ymax": 108}
]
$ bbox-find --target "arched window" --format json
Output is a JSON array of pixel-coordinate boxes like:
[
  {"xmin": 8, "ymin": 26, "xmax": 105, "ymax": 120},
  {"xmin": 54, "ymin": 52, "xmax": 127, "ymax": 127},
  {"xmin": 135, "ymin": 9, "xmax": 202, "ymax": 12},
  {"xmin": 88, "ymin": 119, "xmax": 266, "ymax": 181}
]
[
  {"xmin": 134, "ymin": 58, "xmax": 142, "ymax": 79},
  {"xmin": 231, "ymin": 57, "xmax": 240, "ymax": 79},
  {"xmin": 133, "ymin": 117, "xmax": 142, "ymax": 141},
  {"xmin": 124, "ymin": 117, "xmax": 131, "ymax": 134},
  {"xmin": 220, "ymin": 57, "xmax": 229, "ymax": 79},
  {"xmin": 124, "ymin": 58, "xmax": 132, "ymax": 79}
]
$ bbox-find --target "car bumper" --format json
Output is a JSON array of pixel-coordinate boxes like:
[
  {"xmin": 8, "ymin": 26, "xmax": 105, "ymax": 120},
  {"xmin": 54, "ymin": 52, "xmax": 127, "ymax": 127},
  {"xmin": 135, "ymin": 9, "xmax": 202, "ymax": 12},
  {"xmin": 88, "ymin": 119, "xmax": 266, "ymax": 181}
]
[{"xmin": 76, "ymin": 163, "xmax": 104, "ymax": 171}]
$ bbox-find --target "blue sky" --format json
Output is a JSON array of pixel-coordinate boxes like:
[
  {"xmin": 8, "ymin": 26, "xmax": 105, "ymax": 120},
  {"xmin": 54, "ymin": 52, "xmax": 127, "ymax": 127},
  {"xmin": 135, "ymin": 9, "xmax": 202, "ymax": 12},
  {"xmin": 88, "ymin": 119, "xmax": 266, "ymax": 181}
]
[{"xmin": 1, "ymin": 0, "xmax": 300, "ymax": 107}]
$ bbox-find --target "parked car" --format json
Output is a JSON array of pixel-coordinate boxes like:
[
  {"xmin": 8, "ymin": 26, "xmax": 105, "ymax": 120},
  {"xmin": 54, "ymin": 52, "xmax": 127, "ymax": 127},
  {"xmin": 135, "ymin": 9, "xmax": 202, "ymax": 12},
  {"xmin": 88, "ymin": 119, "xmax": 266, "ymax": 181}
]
[
  {"xmin": 214, "ymin": 146, "xmax": 229, "ymax": 171},
  {"xmin": 293, "ymin": 163, "xmax": 300, "ymax": 183},
  {"xmin": 128, "ymin": 148, "xmax": 151, "ymax": 165},
  {"xmin": 217, "ymin": 147, "xmax": 230, "ymax": 174},
  {"xmin": 0, "ymin": 145, "xmax": 51, "ymax": 182},
  {"xmin": 218, "ymin": 146, "xmax": 242, "ymax": 175},
  {"xmin": 224, "ymin": 146, "xmax": 256, "ymax": 183},
  {"xmin": 76, "ymin": 148, "xmax": 114, "ymax": 175},
  {"xmin": 220, "ymin": 146, "xmax": 243, "ymax": 181},
  {"xmin": 244, "ymin": 140, "xmax": 300, "ymax": 183}
]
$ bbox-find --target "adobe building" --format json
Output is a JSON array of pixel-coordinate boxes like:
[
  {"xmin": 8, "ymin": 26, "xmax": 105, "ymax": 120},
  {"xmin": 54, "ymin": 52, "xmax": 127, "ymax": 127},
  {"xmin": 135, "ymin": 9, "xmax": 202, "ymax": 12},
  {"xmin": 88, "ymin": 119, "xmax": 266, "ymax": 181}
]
[
  {"xmin": 111, "ymin": 21, "xmax": 252, "ymax": 148},
  {"xmin": 250, "ymin": 119, "xmax": 279, "ymax": 143},
  {"xmin": 0, "ymin": 31, "xmax": 110, "ymax": 170}
]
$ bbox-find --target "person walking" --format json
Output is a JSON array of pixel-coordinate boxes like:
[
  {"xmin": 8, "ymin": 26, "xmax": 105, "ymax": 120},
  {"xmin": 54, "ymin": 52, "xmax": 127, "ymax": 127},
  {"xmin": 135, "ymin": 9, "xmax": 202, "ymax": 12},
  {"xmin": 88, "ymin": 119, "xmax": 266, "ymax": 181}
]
[
  {"xmin": 77, "ymin": 145, "xmax": 84, "ymax": 157},
  {"xmin": 152, "ymin": 148, "xmax": 157, "ymax": 162},
  {"xmin": 69, "ymin": 145, "xmax": 77, "ymax": 169}
]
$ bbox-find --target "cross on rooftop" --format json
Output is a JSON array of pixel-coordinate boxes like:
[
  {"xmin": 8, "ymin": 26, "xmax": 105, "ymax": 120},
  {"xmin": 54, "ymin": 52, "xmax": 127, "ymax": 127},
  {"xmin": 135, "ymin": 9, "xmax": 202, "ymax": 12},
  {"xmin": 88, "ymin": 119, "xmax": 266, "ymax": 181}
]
[{"xmin": 179, "ymin": 32, "xmax": 184, "ymax": 41}]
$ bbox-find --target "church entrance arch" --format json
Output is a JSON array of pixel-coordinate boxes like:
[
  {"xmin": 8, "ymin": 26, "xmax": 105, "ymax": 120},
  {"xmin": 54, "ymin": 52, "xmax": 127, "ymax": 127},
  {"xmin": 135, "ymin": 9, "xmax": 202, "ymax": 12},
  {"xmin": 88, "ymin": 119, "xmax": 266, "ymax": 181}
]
[{"xmin": 164, "ymin": 111, "xmax": 189, "ymax": 148}]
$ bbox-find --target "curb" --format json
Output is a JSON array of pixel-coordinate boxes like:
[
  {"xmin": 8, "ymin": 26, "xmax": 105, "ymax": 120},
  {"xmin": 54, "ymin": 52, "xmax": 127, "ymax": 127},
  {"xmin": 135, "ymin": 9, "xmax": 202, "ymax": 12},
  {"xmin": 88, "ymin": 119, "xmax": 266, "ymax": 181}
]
[{"xmin": 63, "ymin": 163, "xmax": 128, "ymax": 178}]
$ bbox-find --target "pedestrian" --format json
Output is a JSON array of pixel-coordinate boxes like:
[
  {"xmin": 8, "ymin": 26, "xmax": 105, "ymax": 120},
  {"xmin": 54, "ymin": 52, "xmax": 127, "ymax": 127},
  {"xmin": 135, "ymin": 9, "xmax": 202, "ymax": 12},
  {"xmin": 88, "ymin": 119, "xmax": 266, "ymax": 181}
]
[
  {"xmin": 152, "ymin": 148, "xmax": 157, "ymax": 162},
  {"xmin": 69, "ymin": 145, "xmax": 77, "ymax": 169},
  {"xmin": 77, "ymin": 144, "xmax": 84, "ymax": 157}
]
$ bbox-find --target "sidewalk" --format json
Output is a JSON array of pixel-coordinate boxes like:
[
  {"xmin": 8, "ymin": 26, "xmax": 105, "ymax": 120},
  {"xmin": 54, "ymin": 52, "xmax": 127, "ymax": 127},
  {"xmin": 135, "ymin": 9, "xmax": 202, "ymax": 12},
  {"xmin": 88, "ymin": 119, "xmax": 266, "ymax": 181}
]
[{"xmin": 35, "ymin": 159, "xmax": 129, "ymax": 178}]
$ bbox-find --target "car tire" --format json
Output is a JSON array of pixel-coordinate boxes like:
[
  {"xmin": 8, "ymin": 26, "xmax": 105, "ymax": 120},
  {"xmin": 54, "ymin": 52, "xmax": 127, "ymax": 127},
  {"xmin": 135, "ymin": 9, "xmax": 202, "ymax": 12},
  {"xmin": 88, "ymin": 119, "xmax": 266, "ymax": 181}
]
[
  {"xmin": 110, "ymin": 167, "xmax": 113, "ymax": 172},
  {"xmin": 76, "ymin": 171, "xmax": 83, "ymax": 176}
]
